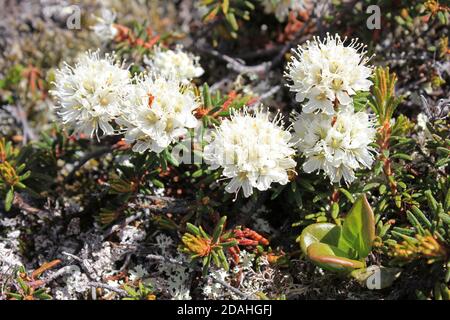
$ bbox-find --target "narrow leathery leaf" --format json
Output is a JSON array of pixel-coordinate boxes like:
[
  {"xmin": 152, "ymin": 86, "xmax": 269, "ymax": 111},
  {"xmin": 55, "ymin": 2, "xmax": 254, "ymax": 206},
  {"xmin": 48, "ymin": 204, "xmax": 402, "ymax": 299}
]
[
  {"xmin": 391, "ymin": 153, "xmax": 412, "ymax": 161},
  {"xmin": 425, "ymin": 190, "xmax": 438, "ymax": 216},
  {"xmin": 392, "ymin": 227, "xmax": 416, "ymax": 236},
  {"xmin": 436, "ymin": 158, "xmax": 450, "ymax": 167},
  {"xmin": 5, "ymin": 187, "xmax": 14, "ymax": 212},
  {"xmin": 331, "ymin": 202, "xmax": 339, "ymax": 220},
  {"xmin": 17, "ymin": 277, "xmax": 28, "ymax": 292},
  {"xmin": 411, "ymin": 206, "xmax": 432, "ymax": 229},
  {"xmin": 202, "ymin": 255, "xmax": 212, "ymax": 276},
  {"xmin": 362, "ymin": 182, "xmax": 380, "ymax": 192},
  {"xmin": 445, "ymin": 188, "xmax": 450, "ymax": 211},
  {"xmin": 199, "ymin": 226, "xmax": 210, "ymax": 239},
  {"xmin": 226, "ymin": 13, "xmax": 239, "ymax": 31},
  {"xmin": 395, "ymin": 194, "xmax": 402, "ymax": 208},
  {"xmin": 186, "ymin": 223, "xmax": 200, "ymax": 236},
  {"xmin": 379, "ymin": 223, "xmax": 391, "ymax": 238},
  {"xmin": 217, "ymin": 249, "xmax": 229, "ymax": 271},
  {"xmin": 212, "ymin": 216, "xmax": 227, "ymax": 244},
  {"xmin": 19, "ymin": 171, "xmax": 31, "ymax": 181},
  {"xmin": 221, "ymin": 0, "xmax": 229, "ymax": 14},
  {"xmin": 211, "ymin": 250, "xmax": 220, "ymax": 267},
  {"xmin": 391, "ymin": 231, "xmax": 419, "ymax": 245},
  {"xmin": 338, "ymin": 188, "xmax": 355, "ymax": 203},
  {"xmin": 244, "ymin": 1, "xmax": 255, "ymax": 10},
  {"xmin": 7, "ymin": 293, "xmax": 22, "ymax": 300},
  {"xmin": 15, "ymin": 182, "xmax": 26, "ymax": 189},
  {"xmin": 434, "ymin": 283, "xmax": 442, "ymax": 300},
  {"xmin": 221, "ymin": 240, "xmax": 238, "ymax": 248},
  {"xmin": 445, "ymin": 263, "xmax": 450, "ymax": 283},
  {"xmin": 202, "ymin": 83, "xmax": 212, "ymax": 108},
  {"xmin": 165, "ymin": 150, "xmax": 179, "ymax": 167},
  {"xmin": 151, "ymin": 178, "xmax": 164, "ymax": 189},
  {"xmin": 298, "ymin": 179, "xmax": 315, "ymax": 192},
  {"xmin": 192, "ymin": 169, "xmax": 203, "ymax": 178},
  {"xmin": 406, "ymin": 211, "xmax": 425, "ymax": 235},
  {"xmin": 439, "ymin": 213, "xmax": 450, "ymax": 225}
]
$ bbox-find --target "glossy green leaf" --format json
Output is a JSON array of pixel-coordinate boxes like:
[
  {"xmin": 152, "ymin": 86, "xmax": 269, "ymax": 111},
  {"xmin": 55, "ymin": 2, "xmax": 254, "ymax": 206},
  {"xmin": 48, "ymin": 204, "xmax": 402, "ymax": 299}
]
[
  {"xmin": 297, "ymin": 223, "xmax": 341, "ymax": 255},
  {"xmin": 338, "ymin": 195, "xmax": 375, "ymax": 259},
  {"xmin": 297, "ymin": 223, "xmax": 364, "ymax": 272},
  {"xmin": 307, "ymin": 243, "xmax": 365, "ymax": 272}
]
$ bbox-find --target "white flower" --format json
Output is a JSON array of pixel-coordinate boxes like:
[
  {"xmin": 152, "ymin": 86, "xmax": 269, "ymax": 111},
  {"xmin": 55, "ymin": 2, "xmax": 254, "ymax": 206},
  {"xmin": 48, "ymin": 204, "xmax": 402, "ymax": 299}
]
[
  {"xmin": 293, "ymin": 109, "xmax": 376, "ymax": 185},
  {"xmin": 145, "ymin": 45, "xmax": 204, "ymax": 83},
  {"xmin": 119, "ymin": 74, "xmax": 199, "ymax": 153},
  {"xmin": 285, "ymin": 33, "xmax": 373, "ymax": 114},
  {"xmin": 203, "ymin": 107, "xmax": 296, "ymax": 198},
  {"xmin": 262, "ymin": 0, "xmax": 305, "ymax": 22},
  {"xmin": 91, "ymin": 9, "xmax": 118, "ymax": 41},
  {"xmin": 52, "ymin": 50, "xmax": 130, "ymax": 138}
]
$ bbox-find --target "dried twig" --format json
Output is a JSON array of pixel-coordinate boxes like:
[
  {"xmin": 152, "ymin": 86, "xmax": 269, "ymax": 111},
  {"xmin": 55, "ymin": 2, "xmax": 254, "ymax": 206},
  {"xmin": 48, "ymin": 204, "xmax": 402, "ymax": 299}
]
[
  {"xmin": 29, "ymin": 265, "xmax": 78, "ymax": 287},
  {"xmin": 61, "ymin": 251, "xmax": 96, "ymax": 279},
  {"xmin": 12, "ymin": 193, "xmax": 47, "ymax": 215}
]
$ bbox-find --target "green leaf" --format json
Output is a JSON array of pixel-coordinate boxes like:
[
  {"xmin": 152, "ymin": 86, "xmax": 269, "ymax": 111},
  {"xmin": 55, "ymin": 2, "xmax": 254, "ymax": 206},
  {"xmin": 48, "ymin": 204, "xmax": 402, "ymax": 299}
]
[
  {"xmin": 307, "ymin": 242, "xmax": 365, "ymax": 272},
  {"xmin": 339, "ymin": 188, "xmax": 355, "ymax": 203},
  {"xmin": 226, "ymin": 13, "xmax": 239, "ymax": 31},
  {"xmin": 221, "ymin": 0, "xmax": 229, "ymax": 14},
  {"xmin": 5, "ymin": 187, "xmax": 14, "ymax": 212},
  {"xmin": 338, "ymin": 195, "xmax": 375, "ymax": 259},
  {"xmin": 202, "ymin": 83, "xmax": 212, "ymax": 108},
  {"xmin": 186, "ymin": 223, "xmax": 200, "ymax": 236},
  {"xmin": 297, "ymin": 223, "xmax": 341, "ymax": 255},
  {"xmin": 212, "ymin": 216, "xmax": 226, "ymax": 244}
]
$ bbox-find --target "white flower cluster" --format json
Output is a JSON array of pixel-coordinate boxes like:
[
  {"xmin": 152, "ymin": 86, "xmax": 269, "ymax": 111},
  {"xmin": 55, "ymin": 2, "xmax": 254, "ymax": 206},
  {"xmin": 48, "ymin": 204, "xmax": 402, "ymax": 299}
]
[
  {"xmin": 285, "ymin": 33, "xmax": 373, "ymax": 115},
  {"xmin": 262, "ymin": 0, "xmax": 305, "ymax": 22},
  {"xmin": 204, "ymin": 107, "xmax": 296, "ymax": 198},
  {"xmin": 145, "ymin": 45, "xmax": 204, "ymax": 83},
  {"xmin": 52, "ymin": 51, "xmax": 130, "ymax": 138},
  {"xmin": 285, "ymin": 34, "xmax": 376, "ymax": 185},
  {"xmin": 293, "ymin": 111, "xmax": 376, "ymax": 185},
  {"xmin": 119, "ymin": 75, "xmax": 199, "ymax": 153},
  {"xmin": 52, "ymin": 50, "xmax": 200, "ymax": 153}
]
